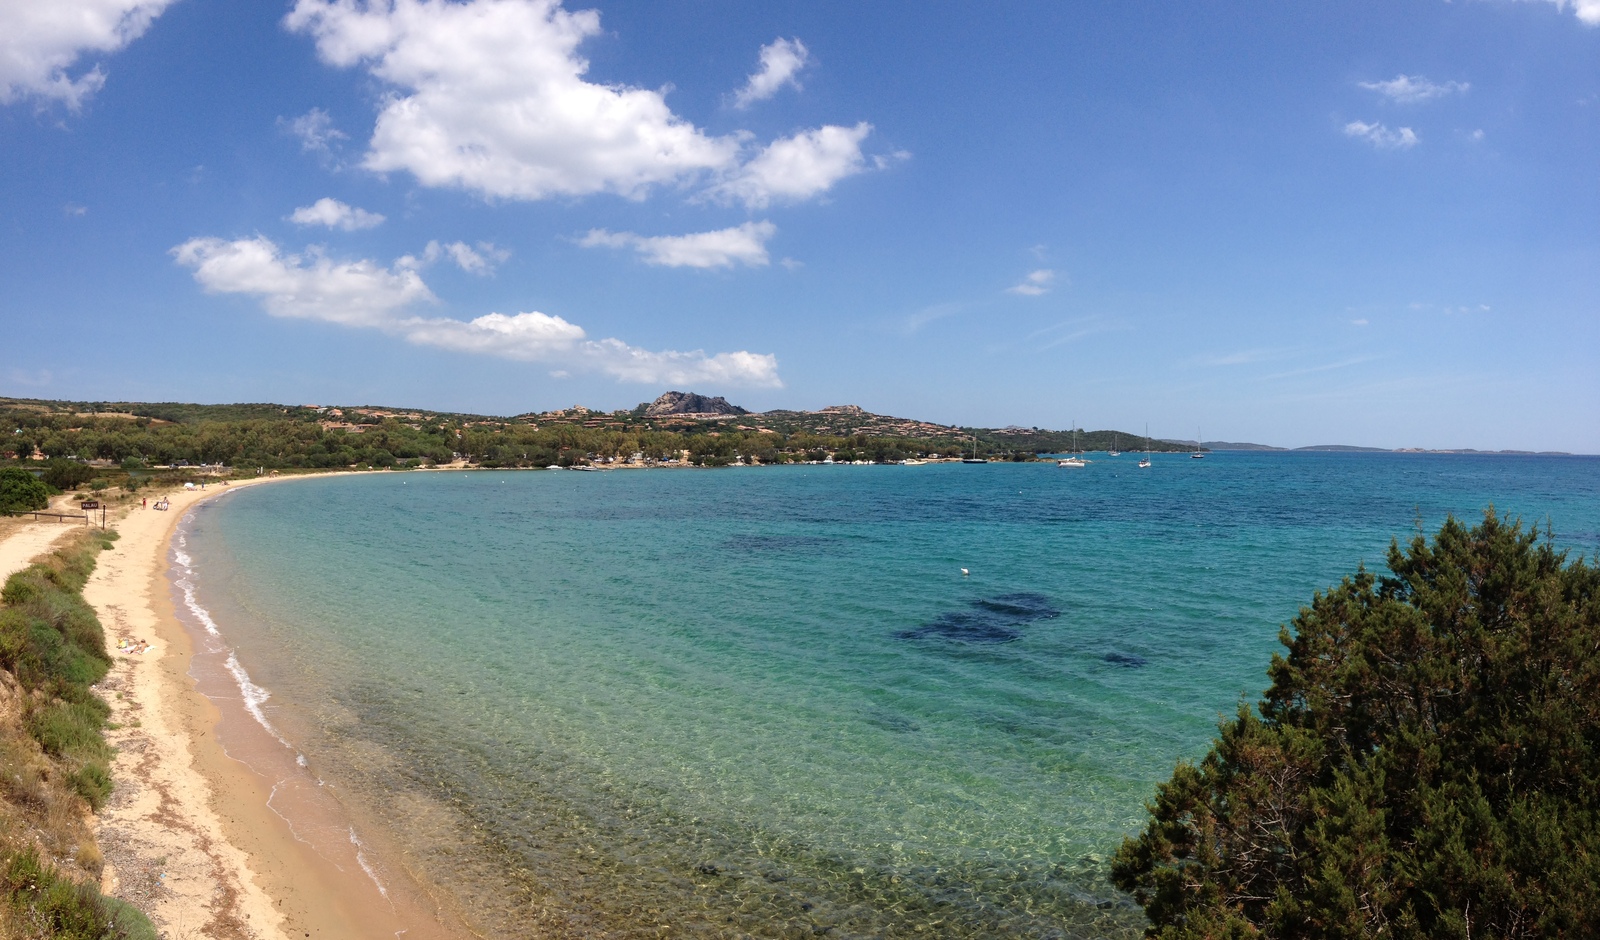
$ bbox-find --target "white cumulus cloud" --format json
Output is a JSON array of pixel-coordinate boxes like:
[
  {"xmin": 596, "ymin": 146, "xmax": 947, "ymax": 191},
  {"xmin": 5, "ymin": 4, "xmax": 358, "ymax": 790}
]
[
  {"xmin": 1521, "ymin": 0, "xmax": 1600, "ymax": 25},
  {"xmin": 1358, "ymin": 74, "xmax": 1469, "ymax": 103},
  {"xmin": 284, "ymin": 0, "xmax": 881, "ymax": 208},
  {"xmin": 710, "ymin": 123, "xmax": 873, "ymax": 208},
  {"xmin": 289, "ymin": 197, "xmax": 387, "ymax": 231},
  {"xmin": 172, "ymin": 236, "xmax": 434, "ymax": 327},
  {"xmin": 0, "ymin": 0, "xmax": 177, "ymax": 109},
  {"xmin": 580, "ymin": 221, "xmax": 776, "ymax": 269},
  {"xmin": 733, "ymin": 37, "xmax": 810, "ymax": 108},
  {"xmin": 1344, "ymin": 120, "xmax": 1419, "ymax": 149},
  {"xmin": 1007, "ymin": 269, "xmax": 1056, "ymax": 297},
  {"xmin": 171, "ymin": 235, "xmax": 779, "ymax": 386},
  {"xmin": 285, "ymin": 0, "xmax": 739, "ymax": 201}
]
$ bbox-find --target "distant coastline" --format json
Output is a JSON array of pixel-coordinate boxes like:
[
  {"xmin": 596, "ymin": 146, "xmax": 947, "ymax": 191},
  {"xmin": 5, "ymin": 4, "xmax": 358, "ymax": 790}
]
[{"xmin": 1202, "ymin": 442, "xmax": 1574, "ymax": 456}]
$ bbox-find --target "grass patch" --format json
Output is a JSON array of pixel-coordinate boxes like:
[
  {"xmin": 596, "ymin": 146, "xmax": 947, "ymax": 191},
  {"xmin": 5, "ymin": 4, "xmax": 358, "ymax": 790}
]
[
  {"xmin": 0, "ymin": 530, "xmax": 154, "ymax": 935},
  {"xmin": 1, "ymin": 847, "xmax": 155, "ymax": 940}
]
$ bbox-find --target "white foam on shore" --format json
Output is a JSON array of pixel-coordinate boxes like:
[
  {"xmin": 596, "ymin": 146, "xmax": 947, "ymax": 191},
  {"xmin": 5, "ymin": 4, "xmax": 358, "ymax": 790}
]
[
  {"xmin": 223, "ymin": 650, "xmax": 289, "ymax": 745},
  {"xmin": 350, "ymin": 827, "xmax": 391, "ymax": 899},
  {"xmin": 173, "ymin": 514, "xmax": 294, "ymax": 752}
]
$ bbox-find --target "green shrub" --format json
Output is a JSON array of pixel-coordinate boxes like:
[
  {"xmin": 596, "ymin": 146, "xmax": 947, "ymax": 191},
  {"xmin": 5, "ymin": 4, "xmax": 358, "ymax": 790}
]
[
  {"xmin": 65, "ymin": 763, "xmax": 112, "ymax": 811},
  {"xmin": 1113, "ymin": 511, "xmax": 1600, "ymax": 937},
  {"xmin": 39, "ymin": 461, "xmax": 93, "ymax": 492},
  {"xmin": 28, "ymin": 701, "xmax": 112, "ymax": 762},
  {"xmin": 0, "ymin": 468, "xmax": 52, "ymax": 514},
  {"xmin": 1, "ymin": 848, "xmax": 157, "ymax": 940}
]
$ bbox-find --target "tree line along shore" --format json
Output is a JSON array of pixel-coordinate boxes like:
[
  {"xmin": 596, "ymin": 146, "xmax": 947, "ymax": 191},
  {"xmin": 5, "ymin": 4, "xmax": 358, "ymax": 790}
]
[{"xmin": 1, "ymin": 396, "xmax": 1198, "ymax": 476}]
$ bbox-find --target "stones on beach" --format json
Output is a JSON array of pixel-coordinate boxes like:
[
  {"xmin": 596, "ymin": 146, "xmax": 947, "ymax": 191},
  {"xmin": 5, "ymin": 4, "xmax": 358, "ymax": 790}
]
[{"xmin": 896, "ymin": 592, "xmax": 1060, "ymax": 644}]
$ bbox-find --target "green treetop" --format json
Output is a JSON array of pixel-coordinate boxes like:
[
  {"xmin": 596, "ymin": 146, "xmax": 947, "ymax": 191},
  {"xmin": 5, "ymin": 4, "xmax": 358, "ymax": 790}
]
[{"xmin": 1113, "ymin": 511, "xmax": 1600, "ymax": 939}]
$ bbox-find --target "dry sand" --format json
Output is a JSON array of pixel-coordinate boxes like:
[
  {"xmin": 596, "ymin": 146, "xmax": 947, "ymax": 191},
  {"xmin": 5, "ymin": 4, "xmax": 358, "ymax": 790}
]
[{"xmin": 77, "ymin": 477, "xmax": 475, "ymax": 940}]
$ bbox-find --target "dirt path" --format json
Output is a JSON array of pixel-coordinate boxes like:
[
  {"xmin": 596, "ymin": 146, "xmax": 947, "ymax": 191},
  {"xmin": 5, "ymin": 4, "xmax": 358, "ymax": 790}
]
[{"xmin": 0, "ymin": 514, "xmax": 79, "ymax": 581}]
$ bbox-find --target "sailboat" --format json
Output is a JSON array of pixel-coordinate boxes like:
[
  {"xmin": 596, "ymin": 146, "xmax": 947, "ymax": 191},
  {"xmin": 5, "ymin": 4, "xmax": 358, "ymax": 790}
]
[
  {"xmin": 1058, "ymin": 421, "xmax": 1086, "ymax": 467},
  {"xmin": 1191, "ymin": 427, "xmax": 1206, "ymax": 459},
  {"xmin": 1138, "ymin": 424, "xmax": 1152, "ymax": 469},
  {"xmin": 962, "ymin": 431, "xmax": 986, "ymax": 464},
  {"xmin": 1108, "ymin": 432, "xmax": 1121, "ymax": 457}
]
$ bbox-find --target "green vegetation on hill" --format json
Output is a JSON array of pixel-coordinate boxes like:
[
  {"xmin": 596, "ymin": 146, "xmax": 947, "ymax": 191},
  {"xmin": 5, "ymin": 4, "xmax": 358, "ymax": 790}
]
[
  {"xmin": 0, "ymin": 531, "xmax": 156, "ymax": 939},
  {"xmin": 0, "ymin": 395, "xmax": 1192, "ymax": 469},
  {"xmin": 1113, "ymin": 511, "xmax": 1600, "ymax": 937}
]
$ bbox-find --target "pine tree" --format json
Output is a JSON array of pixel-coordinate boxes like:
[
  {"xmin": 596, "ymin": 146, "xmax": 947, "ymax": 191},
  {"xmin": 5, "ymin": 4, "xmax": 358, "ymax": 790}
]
[{"xmin": 1113, "ymin": 511, "xmax": 1600, "ymax": 939}]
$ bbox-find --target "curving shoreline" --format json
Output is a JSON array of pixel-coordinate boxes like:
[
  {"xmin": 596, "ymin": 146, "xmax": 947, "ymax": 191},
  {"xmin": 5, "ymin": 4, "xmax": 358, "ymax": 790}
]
[{"xmin": 87, "ymin": 473, "xmax": 475, "ymax": 940}]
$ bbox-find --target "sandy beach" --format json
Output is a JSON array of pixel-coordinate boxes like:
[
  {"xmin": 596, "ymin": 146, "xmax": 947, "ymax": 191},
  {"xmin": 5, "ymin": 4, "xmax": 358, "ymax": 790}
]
[{"xmin": 67, "ymin": 475, "xmax": 474, "ymax": 940}]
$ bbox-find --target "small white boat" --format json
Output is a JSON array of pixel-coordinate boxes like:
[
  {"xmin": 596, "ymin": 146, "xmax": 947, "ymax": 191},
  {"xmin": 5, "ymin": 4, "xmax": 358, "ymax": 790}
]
[
  {"xmin": 1191, "ymin": 427, "xmax": 1206, "ymax": 459},
  {"xmin": 1138, "ymin": 424, "xmax": 1152, "ymax": 468},
  {"xmin": 901, "ymin": 458, "xmax": 928, "ymax": 466},
  {"xmin": 1108, "ymin": 432, "xmax": 1121, "ymax": 457}
]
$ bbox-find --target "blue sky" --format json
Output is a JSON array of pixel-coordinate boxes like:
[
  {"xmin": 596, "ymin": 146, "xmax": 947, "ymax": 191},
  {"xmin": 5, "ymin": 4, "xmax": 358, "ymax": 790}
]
[{"xmin": 2, "ymin": 0, "xmax": 1596, "ymax": 450}]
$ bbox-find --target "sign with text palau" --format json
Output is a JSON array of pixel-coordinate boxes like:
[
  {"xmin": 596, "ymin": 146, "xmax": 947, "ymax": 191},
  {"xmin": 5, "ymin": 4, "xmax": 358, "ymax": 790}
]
[{"xmin": 80, "ymin": 501, "xmax": 99, "ymax": 509}]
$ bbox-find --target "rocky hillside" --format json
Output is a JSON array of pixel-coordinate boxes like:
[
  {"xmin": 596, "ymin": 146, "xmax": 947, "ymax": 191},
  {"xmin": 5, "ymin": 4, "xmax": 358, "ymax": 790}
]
[{"xmin": 642, "ymin": 391, "xmax": 747, "ymax": 418}]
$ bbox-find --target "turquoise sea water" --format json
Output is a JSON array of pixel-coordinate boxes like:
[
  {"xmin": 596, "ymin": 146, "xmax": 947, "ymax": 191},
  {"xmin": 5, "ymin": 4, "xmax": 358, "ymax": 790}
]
[{"xmin": 178, "ymin": 454, "xmax": 1600, "ymax": 938}]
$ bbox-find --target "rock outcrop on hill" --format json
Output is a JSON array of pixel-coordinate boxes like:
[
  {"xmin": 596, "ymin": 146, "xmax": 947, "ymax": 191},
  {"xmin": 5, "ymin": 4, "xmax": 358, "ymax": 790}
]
[{"xmin": 642, "ymin": 391, "xmax": 748, "ymax": 417}]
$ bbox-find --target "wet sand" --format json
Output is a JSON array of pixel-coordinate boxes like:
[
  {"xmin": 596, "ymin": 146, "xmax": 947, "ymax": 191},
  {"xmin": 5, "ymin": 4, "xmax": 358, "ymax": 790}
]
[{"xmin": 86, "ymin": 476, "xmax": 478, "ymax": 940}]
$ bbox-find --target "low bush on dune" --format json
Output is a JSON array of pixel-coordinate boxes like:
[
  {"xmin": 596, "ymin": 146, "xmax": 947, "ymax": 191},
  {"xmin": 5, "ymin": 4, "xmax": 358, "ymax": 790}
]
[{"xmin": 0, "ymin": 530, "xmax": 155, "ymax": 938}]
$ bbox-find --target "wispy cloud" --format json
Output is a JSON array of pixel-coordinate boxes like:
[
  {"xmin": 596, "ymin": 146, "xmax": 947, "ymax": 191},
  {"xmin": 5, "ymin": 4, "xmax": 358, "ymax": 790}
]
[
  {"xmin": 171, "ymin": 235, "xmax": 779, "ymax": 386},
  {"xmin": 1358, "ymin": 74, "xmax": 1469, "ymax": 103},
  {"xmin": 1199, "ymin": 348, "xmax": 1293, "ymax": 367},
  {"xmin": 1406, "ymin": 301, "xmax": 1492, "ymax": 315},
  {"xmin": 6, "ymin": 368, "xmax": 53, "ymax": 388},
  {"xmin": 396, "ymin": 240, "xmax": 510, "ymax": 276},
  {"xmin": 288, "ymin": 197, "xmax": 385, "ymax": 231},
  {"xmin": 732, "ymin": 38, "xmax": 810, "ymax": 108},
  {"xmin": 1344, "ymin": 120, "xmax": 1419, "ymax": 149},
  {"xmin": 279, "ymin": 107, "xmax": 348, "ymax": 154},
  {"xmin": 1260, "ymin": 355, "xmax": 1385, "ymax": 382},
  {"xmin": 580, "ymin": 221, "xmax": 776, "ymax": 269},
  {"xmin": 1007, "ymin": 269, "xmax": 1056, "ymax": 296},
  {"xmin": 1026, "ymin": 316, "xmax": 1121, "ymax": 350},
  {"xmin": 898, "ymin": 301, "xmax": 967, "ymax": 336}
]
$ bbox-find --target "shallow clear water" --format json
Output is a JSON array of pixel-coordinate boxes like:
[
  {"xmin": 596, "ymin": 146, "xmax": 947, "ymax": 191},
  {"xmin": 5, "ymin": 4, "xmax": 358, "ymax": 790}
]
[{"xmin": 179, "ymin": 454, "xmax": 1600, "ymax": 938}]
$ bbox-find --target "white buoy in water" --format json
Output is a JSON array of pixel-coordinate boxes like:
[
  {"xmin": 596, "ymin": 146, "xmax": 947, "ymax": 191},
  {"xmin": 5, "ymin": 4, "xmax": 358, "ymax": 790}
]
[{"xmin": 960, "ymin": 568, "xmax": 970, "ymax": 576}]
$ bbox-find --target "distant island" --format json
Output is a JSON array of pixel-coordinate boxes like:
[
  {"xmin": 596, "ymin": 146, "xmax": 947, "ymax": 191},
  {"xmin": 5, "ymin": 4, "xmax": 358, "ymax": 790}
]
[{"xmin": 0, "ymin": 392, "xmax": 1572, "ymax": 480}]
